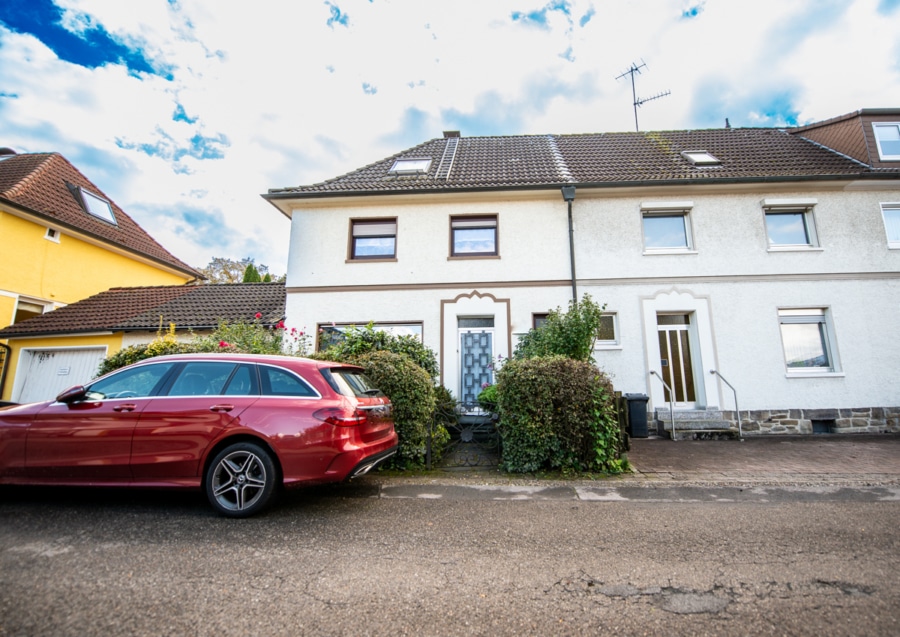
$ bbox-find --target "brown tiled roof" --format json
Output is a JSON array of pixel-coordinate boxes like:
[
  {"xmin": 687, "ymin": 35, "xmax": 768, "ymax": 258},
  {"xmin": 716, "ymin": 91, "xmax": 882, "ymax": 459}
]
[
  {"xmin": 266, "ymin": 125, "xmax": 896, "ymax": 199},
  {"xmin": 0, "ymin": 152, "xmax": 201, "ymax": 277},
  {"xmin": 0, "ymin": 283, "xmax": 285, "ymax": 338}
]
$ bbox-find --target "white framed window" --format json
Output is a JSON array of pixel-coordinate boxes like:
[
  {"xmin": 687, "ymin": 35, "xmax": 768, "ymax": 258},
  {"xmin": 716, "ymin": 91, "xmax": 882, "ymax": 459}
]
[
  {"xmin": 681, "ymin": 150, "xmax": 721, "ymax": 166},
  {"xmin": 641, "ymin": 201, "xmax": 694, "ymax": 253},
  {"xmin": 872, "ymin": 122, "xmax": 900, "ymax": 161},
  {"xmin": 596, "ymin": 312, "xmax": 619, "ymax": 348},
  {"xmin": 389, "ymin": 158, "xmax": 431, "ymax": 174},
  {"xmin": 881, "ymin": 204, "xmax": 900, "ymax": 248},
  {"xmin": 762, "ymin": 199, "xmax": 819, "ymax": 250},
  {"xmin": 778, "ymin": 308, "xmax": 839, "ymax": 374},
  {"xmin": 44, "ymin": 227, "xmax": 60, "ymax": 243},
  {"xmin": 349, "ymin": 218, "xmax": 397, "ymax": 260},
  {"xmin": 317, "ymin": 322, "xmax": 423, "ymax": 351}
]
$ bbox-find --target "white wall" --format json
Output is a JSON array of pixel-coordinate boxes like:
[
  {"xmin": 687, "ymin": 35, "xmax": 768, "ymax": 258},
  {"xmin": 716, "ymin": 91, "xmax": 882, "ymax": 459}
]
[{"xmin": 283, "ymin": 183, "xmax": 900, "ymax": 412}]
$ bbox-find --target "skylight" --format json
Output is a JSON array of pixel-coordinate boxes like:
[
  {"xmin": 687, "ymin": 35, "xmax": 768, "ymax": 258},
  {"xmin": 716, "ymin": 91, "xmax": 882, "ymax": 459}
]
[
  {"xmin": 79, "ymin": 188, "xmax": 117, "ymax": 224},
  {"xmin": 681, "ymin": 150, "xmax": 721, "ymax": 166},
  {"xmin": 389, "ymin": 158, "xmax": 432, "ymax": 174}
]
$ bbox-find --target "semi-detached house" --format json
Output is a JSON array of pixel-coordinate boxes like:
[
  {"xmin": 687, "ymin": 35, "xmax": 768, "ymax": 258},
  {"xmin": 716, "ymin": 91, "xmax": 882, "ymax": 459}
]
[{"xmin": 264, "ymin": 109, "xmax": 900, "ymax": 436}]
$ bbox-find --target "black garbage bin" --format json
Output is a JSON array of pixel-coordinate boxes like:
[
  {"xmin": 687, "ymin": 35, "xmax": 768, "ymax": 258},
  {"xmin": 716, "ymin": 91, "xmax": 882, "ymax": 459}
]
[{"xmin": 625, "ymin": 393, "xmax": 650, "ymax": 438}]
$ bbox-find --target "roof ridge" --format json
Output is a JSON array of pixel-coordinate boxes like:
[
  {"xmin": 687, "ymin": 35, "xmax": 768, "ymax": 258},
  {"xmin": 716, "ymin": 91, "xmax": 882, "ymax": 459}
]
[
  {"xmin": 547, "ymin": 135, "xmax": 574, "ymax": 183},
  {"xmin": 2, "ymin": 153, "xmax": 58, "ymax": 197}
]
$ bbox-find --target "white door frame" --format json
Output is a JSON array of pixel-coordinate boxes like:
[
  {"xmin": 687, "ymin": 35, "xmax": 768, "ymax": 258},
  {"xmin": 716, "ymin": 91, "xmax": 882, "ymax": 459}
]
[
  {"xmin": 642, "ymin": 289, "xmax": 718, "ymax": 411},
  {"xmin": 440, "ymin": 291, "xmax": 510, "ymax": 398}
]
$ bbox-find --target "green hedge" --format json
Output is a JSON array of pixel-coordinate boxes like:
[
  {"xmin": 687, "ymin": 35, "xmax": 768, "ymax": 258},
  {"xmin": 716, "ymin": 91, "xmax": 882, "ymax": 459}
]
[
  {"xmin": 496, "ymin": 355, "xmax": 626, "ymax": 474},
  {"xmin": 354, "ymin": 350, "xmax": 449, "ymax": 469}
]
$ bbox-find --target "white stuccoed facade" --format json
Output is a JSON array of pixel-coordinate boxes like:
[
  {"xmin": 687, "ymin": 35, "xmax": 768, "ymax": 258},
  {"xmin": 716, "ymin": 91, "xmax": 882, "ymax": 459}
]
[{"xmin": 281, "ymin": 183, "xmax": 900, "ymax": 434}]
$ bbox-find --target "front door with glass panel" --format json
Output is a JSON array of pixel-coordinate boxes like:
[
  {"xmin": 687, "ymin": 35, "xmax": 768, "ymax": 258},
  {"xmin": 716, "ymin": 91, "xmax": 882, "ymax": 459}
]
[
  {"xmin": 458, "ymin": 318, "xmax": 494, "ymax": 406},
  {"xmin": 657, "ymin": 314, "xmax": 696, "ymax": 407}
]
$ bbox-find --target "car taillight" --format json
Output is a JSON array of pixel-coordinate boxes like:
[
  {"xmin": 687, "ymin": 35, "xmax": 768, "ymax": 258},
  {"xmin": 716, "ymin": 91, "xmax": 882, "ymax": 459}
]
[{"xmin": 313, "ymin": 406, "xmax": 368, "ymax": 427}]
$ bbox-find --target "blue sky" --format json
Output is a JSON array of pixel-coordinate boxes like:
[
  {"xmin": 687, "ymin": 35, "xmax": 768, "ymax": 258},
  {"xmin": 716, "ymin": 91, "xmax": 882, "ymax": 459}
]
[{"xmin": 1, "ymin": 0, "xmax": 898, "ymax": 274}]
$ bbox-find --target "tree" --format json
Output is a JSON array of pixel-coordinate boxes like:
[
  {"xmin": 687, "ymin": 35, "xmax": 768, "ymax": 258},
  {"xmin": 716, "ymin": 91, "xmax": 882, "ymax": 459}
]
[
  {"xmin": 242, "ymin": 263, "xmax": 262, "ymax": 282},
  {"xmin": 197, "ymin": 257, "xmax": 284, "ymax": 284},
  {"xmin": 513, "ymin": 294, "xmax": 606, "ymax": 363}
]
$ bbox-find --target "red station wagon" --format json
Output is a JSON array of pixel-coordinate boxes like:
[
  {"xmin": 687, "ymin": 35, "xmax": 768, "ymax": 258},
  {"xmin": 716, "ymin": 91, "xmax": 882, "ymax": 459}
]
[{"xmin": 0, "ymin": 353, "xmax": 398, "ymax": 517}]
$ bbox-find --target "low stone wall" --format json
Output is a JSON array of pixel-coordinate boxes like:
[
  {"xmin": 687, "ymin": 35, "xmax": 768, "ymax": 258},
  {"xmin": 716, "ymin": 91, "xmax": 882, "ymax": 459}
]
[{"xmin": 721, "ymin": 407, "xmax": 900, "ymax": 435}]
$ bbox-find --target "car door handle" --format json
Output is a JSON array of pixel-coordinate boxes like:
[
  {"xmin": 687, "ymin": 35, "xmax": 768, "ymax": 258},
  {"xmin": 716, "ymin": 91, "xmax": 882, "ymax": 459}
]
[
  {"xmin": 113, "ymin": 404, "xmax": 137, "ymax": 412},
  {"xmin": 210, "ymin": 404, "xmax": 234, "ymax": 413}
]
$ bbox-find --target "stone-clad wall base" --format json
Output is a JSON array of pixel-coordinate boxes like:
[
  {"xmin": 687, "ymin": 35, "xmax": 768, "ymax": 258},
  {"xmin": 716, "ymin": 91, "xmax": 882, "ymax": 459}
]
[{"xmin": 718, "ymin": 407, "xmax": 900, "ymax": 435}]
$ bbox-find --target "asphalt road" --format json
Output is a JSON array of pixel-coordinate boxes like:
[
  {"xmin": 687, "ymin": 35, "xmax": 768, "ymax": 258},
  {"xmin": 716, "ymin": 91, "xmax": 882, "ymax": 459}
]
[{"xmin": 1, "ymin": 482, "xmax": 898, "ymax": 636}]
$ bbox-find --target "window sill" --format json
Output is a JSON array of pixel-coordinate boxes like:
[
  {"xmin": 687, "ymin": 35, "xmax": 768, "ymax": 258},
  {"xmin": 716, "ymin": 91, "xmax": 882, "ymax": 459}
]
[
  {"xmin": 594, "ymin": 344, "xmax": 622, "ymax": 351},
  {"xmin": 346, "ymin": 257, "xmax": 398, "ymax": 264},
  {"xmin": 766, "ymin": 246, "xmax": 824, "ymax": 253},
  {"xmin": 784, "ymin": 371, "xmax": 845, "ymax": 379},
  {"xmin": 642, "ymin": 249, "xmax": 698, "ymax": 256},
  {"xmin": 448, "ymin": 255, "xmax": 500, "ymax": 261}
]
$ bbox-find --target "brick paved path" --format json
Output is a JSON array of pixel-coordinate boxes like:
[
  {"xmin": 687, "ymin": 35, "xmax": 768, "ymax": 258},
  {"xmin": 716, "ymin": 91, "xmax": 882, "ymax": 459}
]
[{"xmin": 626, "ymin": 434, "xmax": 900, "ymax": 485}]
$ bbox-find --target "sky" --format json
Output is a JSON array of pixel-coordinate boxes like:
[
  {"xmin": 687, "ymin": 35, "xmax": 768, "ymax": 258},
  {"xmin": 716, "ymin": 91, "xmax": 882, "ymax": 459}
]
[{"xmin": 1, "ymin": 0, "xmax": 899, "ymax": 276}]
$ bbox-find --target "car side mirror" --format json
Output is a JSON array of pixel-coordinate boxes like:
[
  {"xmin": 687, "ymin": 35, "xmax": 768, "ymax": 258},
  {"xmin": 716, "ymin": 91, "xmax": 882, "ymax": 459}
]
[{"xmin": 56, "ymin": 385, "xmax": 87, "ymax": 404}]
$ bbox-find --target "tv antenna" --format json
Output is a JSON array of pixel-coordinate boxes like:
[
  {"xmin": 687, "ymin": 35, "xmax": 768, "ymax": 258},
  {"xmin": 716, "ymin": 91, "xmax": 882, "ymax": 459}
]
[{"xmin": 616, "ymin": 60, "xmax": 670, "ymax": 131}]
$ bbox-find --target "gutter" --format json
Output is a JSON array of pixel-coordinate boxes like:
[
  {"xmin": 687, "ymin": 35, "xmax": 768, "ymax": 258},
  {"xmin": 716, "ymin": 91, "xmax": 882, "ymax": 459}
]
[
  {"xmin": 561, "ymin": 186, "xmax": 577, "ymax": 301},
  {"xmin": 262, "ymin": 172, "xmax": 900, "ymax": 203}
]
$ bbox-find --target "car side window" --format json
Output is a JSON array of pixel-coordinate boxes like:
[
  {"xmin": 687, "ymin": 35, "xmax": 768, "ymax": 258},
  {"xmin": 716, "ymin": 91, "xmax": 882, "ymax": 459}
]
[
  {"xmin": 168, "ymin": 362, "xmax": 238, "ymax": 396},
  {"xmin": 259, "ymin": 366, "xmax": 318, "ymax": 397},
  {"xmin": 223, "ymin": 364, "xmax": 258, "ymax": 396},
  {"xmin": 86, "ymin": 363, "xmax": 175, "ymax": 400}
]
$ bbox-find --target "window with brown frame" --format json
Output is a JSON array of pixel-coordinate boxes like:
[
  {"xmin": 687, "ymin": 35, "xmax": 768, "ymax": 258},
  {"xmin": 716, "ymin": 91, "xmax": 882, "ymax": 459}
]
[
  {"xmin": 450, "ymin": 215, "xmax": 498, "ymax": 257},
  {"xmin": 349, "ymin": 219, "xmax": 397, "ymax": 260}
]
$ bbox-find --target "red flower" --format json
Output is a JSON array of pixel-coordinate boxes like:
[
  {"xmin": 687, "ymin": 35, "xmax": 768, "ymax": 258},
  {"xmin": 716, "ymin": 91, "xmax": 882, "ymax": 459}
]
[
  {"xmin": 255, "ymin": 312, "xmax": 262, "ymax": 319},
  {"xmin": 219, "ymin": 340, "xmax": 230, "ymax": 348},
  {"xmin": 276, "ymin": 320, "xmax": 285, "ymax": 329}
]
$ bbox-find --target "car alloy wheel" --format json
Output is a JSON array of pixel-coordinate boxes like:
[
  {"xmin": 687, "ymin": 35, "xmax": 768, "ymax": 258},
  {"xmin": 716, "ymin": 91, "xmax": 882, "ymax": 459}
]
[{"xmin": 206, "ymin": 442, "xmax": 276, "ymax": 517}]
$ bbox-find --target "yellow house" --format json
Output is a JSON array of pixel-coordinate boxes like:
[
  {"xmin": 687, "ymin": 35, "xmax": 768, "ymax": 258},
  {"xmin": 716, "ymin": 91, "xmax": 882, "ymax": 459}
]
[
  {"xmin": 0, "ymin": 149, "xmax": 202, "ymax": 402},
  {"xmin": 0, "ymin": 282, "xmax": 286, "ymax": 404}
]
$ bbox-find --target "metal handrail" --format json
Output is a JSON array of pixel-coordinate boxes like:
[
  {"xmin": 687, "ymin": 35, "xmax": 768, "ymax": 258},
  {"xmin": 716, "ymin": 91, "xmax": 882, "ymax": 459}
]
[
  {"xmin": 709, "ymin": 369, "xmax": 743, "ymax": 440},
  {"xmin": 648, "ymin": 370, "xmax": 676, "ymax": 441}
]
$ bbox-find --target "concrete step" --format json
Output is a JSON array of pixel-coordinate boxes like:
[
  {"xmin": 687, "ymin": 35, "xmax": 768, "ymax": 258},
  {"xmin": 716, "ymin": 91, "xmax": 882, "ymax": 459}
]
[{"xmin": 654, "ymin": 409, "xmax": 739, "ymax": 440}]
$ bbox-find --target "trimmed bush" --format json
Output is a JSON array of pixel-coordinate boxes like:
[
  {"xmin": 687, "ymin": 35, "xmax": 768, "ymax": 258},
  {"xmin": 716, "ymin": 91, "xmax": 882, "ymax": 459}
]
[
  {"xmin": 354, "ymin": 350, "xmax": 448, "ymax": 469},
  {"xmin": 317, "ymin": 323, "xmax": 439, "ymax": 381},
  {"xmin": 496, "ymin": 355, "xmax": 626, "ymax": 474}
]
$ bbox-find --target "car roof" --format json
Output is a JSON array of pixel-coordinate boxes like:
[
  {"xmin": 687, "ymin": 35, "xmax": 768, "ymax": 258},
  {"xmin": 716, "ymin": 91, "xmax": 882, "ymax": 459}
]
[{"xmin": 134, "ymin": 352, "xmax": 359, "ymax": 371}]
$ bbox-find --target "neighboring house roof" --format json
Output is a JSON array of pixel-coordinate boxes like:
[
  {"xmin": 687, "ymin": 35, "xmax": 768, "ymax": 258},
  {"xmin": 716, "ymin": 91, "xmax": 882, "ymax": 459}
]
[
  {"xmin": 265, "ymin": 117, "xmax": 899, "ymax": 203},
  {"xmin": 0, "ymin": 283, "xmax": 285, "ymax": 338},
  {"xmin": 791, "ymin": 108, "xmax": 900, "ymax": 170},
  {"xmin": 0, "ymin": 151, "xmax": 201, "ymax": 278}
]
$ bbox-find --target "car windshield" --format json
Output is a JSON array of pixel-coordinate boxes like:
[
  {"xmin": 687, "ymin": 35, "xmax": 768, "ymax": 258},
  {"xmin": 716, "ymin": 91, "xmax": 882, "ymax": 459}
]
[{"xmin": 329, "ymin": 369, "xmax": 383, "ymax": 398}]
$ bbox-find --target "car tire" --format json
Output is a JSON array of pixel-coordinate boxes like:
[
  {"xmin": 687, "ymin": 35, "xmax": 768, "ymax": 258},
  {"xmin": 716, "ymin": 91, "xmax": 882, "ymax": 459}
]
[{"xmin": 205, "ymin": 442, "xmax": 278, "ymax": 518}]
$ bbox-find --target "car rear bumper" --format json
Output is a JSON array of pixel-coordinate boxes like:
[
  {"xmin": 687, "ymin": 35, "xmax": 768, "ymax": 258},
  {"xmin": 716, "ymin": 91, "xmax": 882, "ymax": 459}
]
[{"xmin": 346, "ymin": 445, "xmax": 397, "ymax": 479}]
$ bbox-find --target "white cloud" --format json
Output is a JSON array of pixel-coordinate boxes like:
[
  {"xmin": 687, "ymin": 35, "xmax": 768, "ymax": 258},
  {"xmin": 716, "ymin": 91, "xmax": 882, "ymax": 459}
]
[{"xmin": 1, "ymin": 0, "xmax": 898, "ymax": 274}]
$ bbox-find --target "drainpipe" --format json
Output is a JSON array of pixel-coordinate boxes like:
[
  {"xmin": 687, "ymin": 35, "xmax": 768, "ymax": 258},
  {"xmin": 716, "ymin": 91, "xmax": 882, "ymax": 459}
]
[{"xmin": 561, "ymin": 185, "xmax": 577, "ymax": 301}]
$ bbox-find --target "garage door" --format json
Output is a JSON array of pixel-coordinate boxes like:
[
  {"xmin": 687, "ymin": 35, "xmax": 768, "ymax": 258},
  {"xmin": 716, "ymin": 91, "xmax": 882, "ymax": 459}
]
[{"xmin": 13, "ymin": 348, "xmax": 107, "ymax": 404}]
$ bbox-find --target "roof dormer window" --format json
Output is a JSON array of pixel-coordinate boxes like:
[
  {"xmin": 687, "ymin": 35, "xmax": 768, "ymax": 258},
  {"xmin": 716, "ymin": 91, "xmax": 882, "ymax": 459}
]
[
  {"xmin": 389, "ymin": 158, "xmax": 431, "ymax": 174},
  {"xmin": 78, "ymin": 187, "xmax": 117, "ymax": 225},
  {"xmin": 872, "ymin": 123, "xmax": 900, "ymax": 161},
  {"xmin": 681, "ymin": 150, "xmax": 721, "ymax": 166}
]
